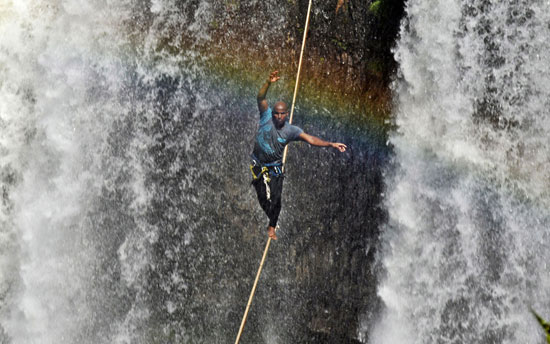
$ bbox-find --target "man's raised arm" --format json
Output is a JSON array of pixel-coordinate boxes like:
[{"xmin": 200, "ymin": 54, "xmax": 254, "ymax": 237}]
[
  {"xmin": 299, "ymin": 132, "xmax": 347, "ymax": 152},
  {"xmin": 257, "ymin": 70, "xmax": 280, "ymax": 113}
]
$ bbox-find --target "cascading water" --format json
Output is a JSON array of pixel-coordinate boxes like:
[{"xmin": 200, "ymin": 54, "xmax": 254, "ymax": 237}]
[
  {"xmin": 0, "ymin": 1, "xmax": 215, "ymax": 342},
  {"xmin": 373, "ymin": 0, "xmax": 550, "ymax": 343}
]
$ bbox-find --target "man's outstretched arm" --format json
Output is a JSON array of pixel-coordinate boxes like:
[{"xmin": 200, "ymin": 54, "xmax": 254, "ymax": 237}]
[
  {"xmin": 257, "ymin": 71, "xmax": 280, "ymax": 113},
  {"xmin": 299, "ymin": 132, "xmax": 347, "ymax": 152}
]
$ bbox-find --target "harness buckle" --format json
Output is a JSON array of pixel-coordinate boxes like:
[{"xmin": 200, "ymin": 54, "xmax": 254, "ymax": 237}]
[{"xmin": 250, "ymin": 162, "xmax": 270, "ymax": 182}]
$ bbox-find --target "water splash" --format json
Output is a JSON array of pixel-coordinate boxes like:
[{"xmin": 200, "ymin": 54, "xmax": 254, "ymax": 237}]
[
  {"xmin": 373, "ymin": 0, "xmax": 550, "ymax": 343},
  {"xmin": 0, "ymin": 0, "xmax": 208, "ymax": 342}
]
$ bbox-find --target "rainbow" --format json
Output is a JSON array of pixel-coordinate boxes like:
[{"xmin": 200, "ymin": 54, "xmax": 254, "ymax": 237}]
[{"xmin": 198, "ymin": 45, "xmax": 393, "ymax": 160}]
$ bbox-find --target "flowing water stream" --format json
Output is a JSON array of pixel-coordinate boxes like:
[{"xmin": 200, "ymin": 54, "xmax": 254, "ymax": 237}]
[
  {"xmin": 373, "ymin": 0, "xmax": 550, "ymax": 343},
  {"xmin": 0, "ymin": 1, "xmax": 231, "ymax": 342}
]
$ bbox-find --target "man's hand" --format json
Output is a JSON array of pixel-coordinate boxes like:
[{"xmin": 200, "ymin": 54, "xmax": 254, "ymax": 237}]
[
  {"xmin": 258, "ymin": 71, "xmax": 280, "ymax": 113},
  {"xmin": 268, "ymin": 70, "xmax": 280, "ymax": 83},
  {"xmin": 331, "ymin": 142, "xmax": 347, "ymax": 152}
]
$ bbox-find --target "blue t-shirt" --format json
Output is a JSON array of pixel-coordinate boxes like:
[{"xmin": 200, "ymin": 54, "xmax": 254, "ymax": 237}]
[{"xmin": 252, "ymin": 107, "xmax": 303, "ymax": 163}]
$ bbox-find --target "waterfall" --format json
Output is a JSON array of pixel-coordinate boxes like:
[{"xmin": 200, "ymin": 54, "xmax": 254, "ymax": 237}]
[
  {"xmin": 373, "ymin": 0, "xmax": 550, "ymax": 343},
  {"xmin": 0, "ymin": 1, "xmax": 215, "ymax": 342}
]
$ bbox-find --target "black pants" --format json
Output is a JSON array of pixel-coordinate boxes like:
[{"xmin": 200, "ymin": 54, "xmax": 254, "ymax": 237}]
[{"xmin": 253, "ymin": 174, "xmax": 284, "ymax": 228}]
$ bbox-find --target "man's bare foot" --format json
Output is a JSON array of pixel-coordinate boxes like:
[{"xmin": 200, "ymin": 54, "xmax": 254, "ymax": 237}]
[{"xmin": 267, "ymin": 226, "xmax": 278, "ymax": 240}]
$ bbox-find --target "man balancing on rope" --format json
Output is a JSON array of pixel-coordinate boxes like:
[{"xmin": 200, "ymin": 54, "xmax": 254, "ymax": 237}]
[{"xmin": 250, "ymin": 70, "xmax": 347, "ymax": 240}]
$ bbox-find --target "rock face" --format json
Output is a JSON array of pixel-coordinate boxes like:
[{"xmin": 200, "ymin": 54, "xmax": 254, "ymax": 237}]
[
  {"xmin": 203, "ymin": 0, "xmax": 406, "ymax": 118},
  {"xmin": 128, "ymin": 1, "xmax": 407, "ymax": 342},
  {"xmin": 115, "ymin": 0, "xmax": 407, "ymax": 342},
  {"xmin": 139, "ymin": 80, "xmax": 390, "ymax": 343}
]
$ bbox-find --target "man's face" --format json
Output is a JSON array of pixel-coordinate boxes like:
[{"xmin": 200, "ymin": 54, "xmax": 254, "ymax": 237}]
[{"xmin": 272, "ymin": 104, "xmax": 288, "ymax": 128}]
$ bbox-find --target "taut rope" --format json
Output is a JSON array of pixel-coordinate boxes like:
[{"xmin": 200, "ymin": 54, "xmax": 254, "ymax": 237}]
[{"xmin": 234, "ymin": 1, "xmax": 313, "ymax": 342}]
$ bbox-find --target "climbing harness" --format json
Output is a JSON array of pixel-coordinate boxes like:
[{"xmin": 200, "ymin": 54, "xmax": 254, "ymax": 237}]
[
  {"xmin": 249, "ymin": 161, "xmax": 269, "ymax": 181},
  {"xmin": 249, "ymin": 161, "xmax": 270, "ymax": 199},
  {"xmin": 250, "ymin": 157, "xmax": 284, "ymax": 181},
  {"xmin": 250, "ymin": 157, "xmax": 284, "ymax": 200},
  {"xmin": 235, "ymin": 1, "xmax": 313, "ymax": 343}
]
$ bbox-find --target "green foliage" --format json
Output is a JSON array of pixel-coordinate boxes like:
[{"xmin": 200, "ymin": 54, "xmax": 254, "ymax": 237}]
[
  {"xmin": 367, "ymin": 59, "xmax": 383, "ymax": 74},
  {"xmin": 369, "ymin": 0, "xmax": 382, "ymax": 16},
  {"xmin": 531, "ymin": 309, "xmax": 550, "ymax": 344},
  {"xmin": 224, "ymin": 0, "xmax": 239, "ymax": 11},
  {"xmin": 331, "ymin": 38, "xmax": 348, "ymax": 51}
]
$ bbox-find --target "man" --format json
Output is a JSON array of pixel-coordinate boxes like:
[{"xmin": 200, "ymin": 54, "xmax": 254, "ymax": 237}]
[{"xmin": 251, "ymin": 71, "xmax": 347, "ymax": 240}]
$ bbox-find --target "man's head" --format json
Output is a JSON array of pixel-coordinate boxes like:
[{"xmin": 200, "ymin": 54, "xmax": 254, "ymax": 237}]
[{"xmin": 272, "ymin": 101, "xmax": 289, "ymax": 129}]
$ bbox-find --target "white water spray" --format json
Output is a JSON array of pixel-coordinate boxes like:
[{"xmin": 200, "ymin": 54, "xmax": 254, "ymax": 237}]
[
  {"xmin": 0, "ymin": 1, "xmax": 212, "ymax": 343},
  {"xmin": 373, "ymin": 0, "xmax": 550, "ymax": 343}
]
